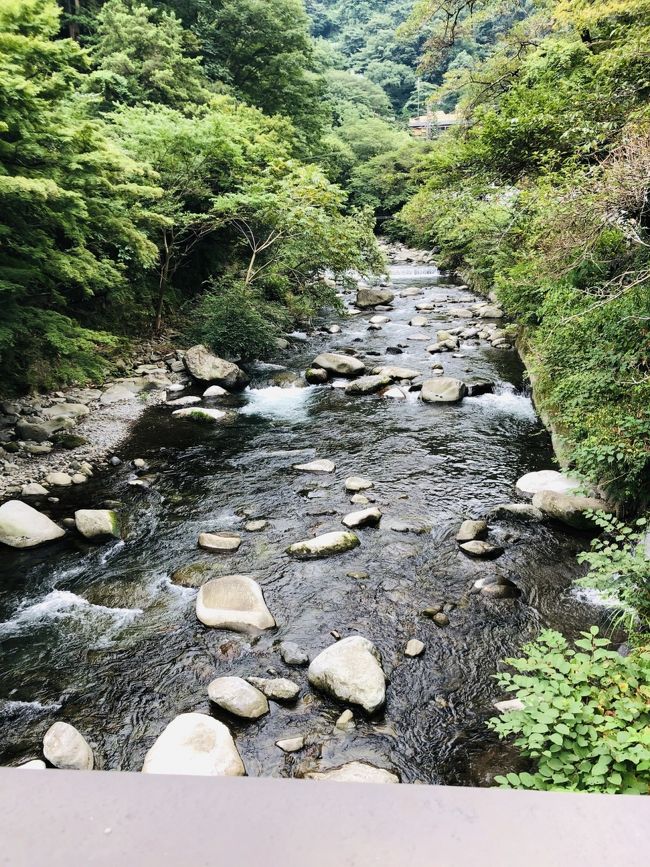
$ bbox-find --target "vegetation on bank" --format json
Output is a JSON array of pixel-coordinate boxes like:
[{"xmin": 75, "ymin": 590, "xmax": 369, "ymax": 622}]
[{"xmin": 392, "ymin": 0, "xmax": 650, "ymax": 507}]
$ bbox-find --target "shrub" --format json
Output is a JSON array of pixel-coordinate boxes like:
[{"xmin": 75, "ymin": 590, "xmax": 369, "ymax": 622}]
[
  {"xmin": 488, "ymin": 628, "xmax": 650, "ymax": 794},
  {"xmin": 577, "ymin": 511, "xmax": 650, "ymax": 641},
  {"xmin": 190, "ymin": 281, "xmax": 287, "ymax": 360}
]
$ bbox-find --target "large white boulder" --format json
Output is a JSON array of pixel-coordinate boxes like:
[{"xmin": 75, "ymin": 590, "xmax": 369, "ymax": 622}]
[
  {"xmin": 308, "ymin": 636, "xmax": 386, "ymax": 713},
  {"xmin": 304, "ymin": 761, "xmax": 398, "ymax": 783},
  {"xmin": 43, "ymin": 722, "xmax": 93, "ymax": 770},
  {"xmin": 74, "ymin": 509, "xmax": 120, "ymax": 540},
  {"xmin": 196, "ymin": 575, "xmax": 275, "ymax": 632},
  {"xmin": 420, "ymin": 377, "xmax": 466, "ymax": 403},
  {"xmin": 312, "ymin": 353, "xmax": 366, "ymax": 378},
  {"xmin": 515, "ymin": 470, "xmax": 581, "ymax": 498},
  {"xmin": 207, "ymin": 677, "xmax": 269, "ymax": 719},
  {"xmin": 0, "ymin": 500, "xmax": 65, "ymax": 549},
  {"xmin": 142, "ymin": 713, "xmax": 245, "ymax": 776},
  {"xmin": 287, "ymin": 531, "xmax": 360, "ymax": 559},
  {"xmin": 184, "ymin": 345, "xmax": 248, "ymax": 389}
]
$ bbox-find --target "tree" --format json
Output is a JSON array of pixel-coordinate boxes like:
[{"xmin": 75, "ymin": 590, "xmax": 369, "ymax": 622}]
[
  {"xmin": 192, "ymin": 0, "xmax": 327, "ymax": 147},
  {"xmin": 0, "ymin": 0, "xmax": 159, "ymax": 390},
  {"xmin": 89, "ymin": 0, "xmax": 210, "ymax": 110}
]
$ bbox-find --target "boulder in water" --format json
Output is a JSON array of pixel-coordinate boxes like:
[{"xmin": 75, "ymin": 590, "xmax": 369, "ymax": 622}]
[
  {"xmin": 308, "ymin": 635, "xmax": 386, "ymax": 713},
  {"xmin": 304, "ymin": 761, "xmax": 398, "ymax": 784},
  {"xmin": 515, "ymin": 470, "xmax": 581, "ymax": 498},
  {"xmin": 344, "ymin": 476, "xmax": 373, "ymax": 492},
  {"xmin": 312, "ymin": 353, "xmax": 365, "ymax": 378},
  {"xmin": 356, "ymin": 287, "xmax": 395, "ymax": 309},
  {"xmin": 374, "ymin": 366, "xmax": 420, "ymax": 381},
  {"xmin": 305, "ymin": 368, "xmax": 329, "ymax": 384},
  {"xmin": 279, "ymin": 641, "xmax": 309, "ymax": 666},
  {"xmin": 532, "ymin": 490, "xmax": 607, "ymax": 530},
  {"xmin": 344, "ymin": 374, "xmax": 391, "ymax": 395},
  {"xmin": 207, "ymin": 677, "xmax": 269, "ymax": 719},
  {"xmin": 142, "ymin": 713, "xmax": 245, "ymax": 776},
  {"xmin": 184, "ymin": 345, "xmax": 248, "ymax": 389},
  {"xmin": 246, "ymin": 677, "xmax": 300, "ymax": 702},
  {"xmin": 455, "ymin": 519, "xmax": 488, "ymax": 542},
  {"xmin": 405, "ymin": 639, "xmax": 425, "ymax": 657},
  {"xmin": 342, "ymin": 507, "xmax": 381, "ymax": 529},
  {"xmin": 198, "ymin": 531, "xmax": 241, "ymax": 553},
  {"xmin": 0, "ymin": 500, "xmax": 65, "ymax": 549},
  {"xmin": 172, "ymin": 407, "xmax": 227, "ymax": 423},
  {"xmin": 74, "ymin": 509, "xmax": 120, "ymax": 541},
  {"xmin": 287, "ymin": 531, "xmax": 360, "ymax": 559},
  {"xmin": 459, "ymin": 540, "xmax": 503, "ymax": 559},
  {"xmin": 420, "ymin": 378, "xmax": 466, "ymax": 403},
  {"xmin": 196, "ymin": 575, "xmax": 275, "ymax": 632},
  {"xmin": 43, "ymin": 722, "xmax": 93, "ymax": 770},
  {"xmin": 203, "ymin": 384, "xmax": 229, "ymax": 398},
  {"xmin": 293, "ymin": 459, "xmax": 336, "ymax": 473}
]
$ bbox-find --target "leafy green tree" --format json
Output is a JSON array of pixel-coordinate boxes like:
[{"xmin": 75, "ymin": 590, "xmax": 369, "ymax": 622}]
[
  {"xmin": 0, "ymin": 0, "xmax": 158, "ymax": 390},
  {"xmin": 89, "ymin": 0, "xmax": 210, "ymax": 110},
  {"xmin": 192, "ymin": 0, "xmax": 326, "ymax": 147}
]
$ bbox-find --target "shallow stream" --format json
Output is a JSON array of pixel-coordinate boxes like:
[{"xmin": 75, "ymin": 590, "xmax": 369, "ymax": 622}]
[{"xmin": 0, "ymin": 266, "xmax": 605, "ymax": 783}]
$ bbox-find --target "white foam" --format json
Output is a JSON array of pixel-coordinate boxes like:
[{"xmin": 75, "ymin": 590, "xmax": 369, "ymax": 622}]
[
  {"xmin": 467, "ymin": 384, "xmax": 537, "ymax": 421},
  {"xmin": 0, "ymin": 590, "xmax": 143, "ymax": 637},
  {"xmin": 0, "ymin": 699, "xmax": 62, "ymax": 717},
  {"xmin": 240, "ymin": 385, "xmax": 315, "ymax": 421}
]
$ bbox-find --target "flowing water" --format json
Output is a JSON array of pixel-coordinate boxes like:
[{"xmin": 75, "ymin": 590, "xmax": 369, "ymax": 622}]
[{"xmin": 0, "ymin": 266, "xmax": 609, "ymax": 782}]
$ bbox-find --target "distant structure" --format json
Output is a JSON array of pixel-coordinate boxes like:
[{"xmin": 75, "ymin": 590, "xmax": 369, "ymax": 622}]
[{"xmin": 408, "ymin": 111, "xmax": 461, "ymax": 139}]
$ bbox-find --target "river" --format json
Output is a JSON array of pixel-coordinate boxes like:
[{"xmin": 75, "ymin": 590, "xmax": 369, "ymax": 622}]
[{"xmin": 0, "ymin": 264, "xmax": 605, "ymax": 783}]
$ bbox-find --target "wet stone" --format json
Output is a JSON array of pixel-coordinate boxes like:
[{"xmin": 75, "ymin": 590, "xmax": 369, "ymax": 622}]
[{"xmin": 279, "ymin": 641, "xmax": 309, "ymax": 666}]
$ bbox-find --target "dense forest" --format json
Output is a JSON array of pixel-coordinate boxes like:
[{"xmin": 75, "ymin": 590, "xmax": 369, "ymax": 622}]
[{"xmin": 1, "ymin": 0, "xmax": 649, "ymax": 505}]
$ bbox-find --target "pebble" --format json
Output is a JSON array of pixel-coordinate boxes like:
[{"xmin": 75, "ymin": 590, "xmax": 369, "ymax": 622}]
[
  {"xmin": 405, "ymin": 639, "xmax": 425, "ymax": 657},
  {"xmin": 133, "ymin": 458, "xmax": 146, "ymax": 469},
  {"xmin": 245, "ymin": 519, "xmax": 268, "ymax": 532},
  {"xmin": 109, "ymin": 456, "xmax": 121, "ymax": 466},
  {"xmin": 71, "ymin": 473, "xmax": 87, "ymax": 484},
  {"xmin": 279, "ymin": 641, "xmax": 309, "ymax": 666},
  {"xmin": 335, "ymin": 709, "xmax": 355, "ymax": 732},
  {"xmin": 433, "ymin": 613, "xmax": 449, "ymax": 627}
]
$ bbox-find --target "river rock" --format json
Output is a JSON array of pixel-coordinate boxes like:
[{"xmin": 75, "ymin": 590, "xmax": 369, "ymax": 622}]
[
  {"xmin": 345, "ymin": 476, "xmax": 373, "ymax": 492},
  {"xmin": 344, "ymin": 374, "xmax": 391, "ymax": 395},
  {"xmin": 342, "ymin": 507, "xmax": 381, "ymax": 529},
  {"xmin": 466, "ymin": 380, "xmax": 495, "ymax": 397},
  {"xmin": 207, "ymin": 676, "xmax": 269, "ymax": 719},
  {"xmin": 198, "ymin": 532, "xmax": 241, "ymax": 553},
  {"xmin": 308, "ymin": 635, "xmax": 386, "ymax": 713},
  {"xmin": 515, "ymin": 470, "xmax": 581, "ymax": 498},
  {"xmin": 405, "ymin": 639, "xmax": 425, "ymax": 657},
  {"xmin": 279, "ymin": 641, "xmax": 309, "ymax": 666},
  {"xmin": 375, "ymin": 366, "xmax": 420, "ymax": 381},
  {"xmin": 142, "ymin": 713, "xmax": 245, "ymax": 776},
  {"xmin": 287, "ymin": 531, "xmax": 360, "ymax": 559},
  {"xmin": 166, "ymin": 396, "xmax": 201, "ymax": 407},
  {"xmin": 488, "ymin": 503, "xmax": 544, "ymax": 522},
  {"xmin": 459, "ymin": 540, "xmax": 503, "ymax": 559},
  {"xmin": 494, "ymin": 698, "xmax": 525, "ymax": 713},
  {"xmin": 100, "ymin": 384, "xmax": 136, "ymax": 405},
  {"xmin": 203, "ymin": 385, "xmax": 228, "ymax": 398},
  {"xmin": 45, "ymin": 472, "xmax": 72, "ymax": 487},
  {"xmin": 172, "ymin": 407, "xmax": 227, "ymax": 423},
  {"xmin": 184, "ymin": 345, "xmax": 248, "ymax": 389},
  {"xmin": 370, "ymin": 315, "xmax": 390, "ymax": 324},
  {"xmin": 410, "ymin": 315, "xmax": 429, "ymax": 327},
  {"xmin": 16, "ymin": 417, "xmax": 72, "ymax": 442},
  {"xmin": 43, "ymin": 722, "xmax": 93, "ymax": 770},
  {"xmin": 335, "ymin": 709, "xmax": 355, "ymax": 731},
  {"xmin": 420, "ymin": 378, "xmax": 466, "ymax": 403},
  {"xmin": 74, "ymin": 509, "xmax": 120, "ymax": 541},
  {"xmin": 312, "ymin": 353, "xmax": 366, "ymax": 378},
  {"xmin": 276, "ymin": 736, "xmax": 304, "ymax": 753},
  {"xmin": 304, "ymin": 761, "xmax": 398, "ymax": 784},
  {"xmin": 196, "ymin": 575, "xmax": 275, "ymax": 631},
  {"xmin": 532, "ymin": 490, "xmax": 606, "ymax": 530},
  {"xmin": 171, "ymin": 561, "xmax": 215, "ymax": 588},
  {"xmin": 245, "ymin": 519, "xmax": 268, "ymax": 532},
  {"xmin": 246, "ymin": 677, "xmax": 300, "ymax": 702},
  {"xmin": 0, "ymin": 500, "xmax": 65, "ymax": 549},
  {"xmin": 293, "ymin": 459, "xmax": 336, "ymax": 473},
  {"xmin": 41, "ymin": 403, "xmax": 89, "ymax": 422},
  {"xmin": 305, "ymin": 367, "xmax": 329, "ymax": 384},
  {"xmin": 18, "ymin": 760, "xmax": 46, "ymax": 770},
  {"xmin": 456, "ymin": 519, "xmax": 488, "ymax": 542},
  {"xmin": 479, "ymin": 305, "xmax": 505, "ymax": 319},
  {"xmin": 356, "ymin": 287, "xmax": 395, "ymax": 309},
  {"xmin": 21, "ymin": 483, "xmax": 49, "ymax": 497}
]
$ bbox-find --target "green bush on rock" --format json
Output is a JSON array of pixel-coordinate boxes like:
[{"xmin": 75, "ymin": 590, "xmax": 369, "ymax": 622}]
[{"xmin": 488, "ymin": 629, "xmax": 650, "ymax": 794}]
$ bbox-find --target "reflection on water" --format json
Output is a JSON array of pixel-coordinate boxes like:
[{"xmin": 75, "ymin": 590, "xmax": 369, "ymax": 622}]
[{"xmin": 0, "ymin": 270, "xmax": 603, "ymax": 783}]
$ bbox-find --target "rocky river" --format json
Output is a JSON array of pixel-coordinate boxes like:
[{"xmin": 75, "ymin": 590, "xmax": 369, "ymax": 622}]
[{"xmin": 0, "ymin": 259, "xmax": 607, "ymax": 782}]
